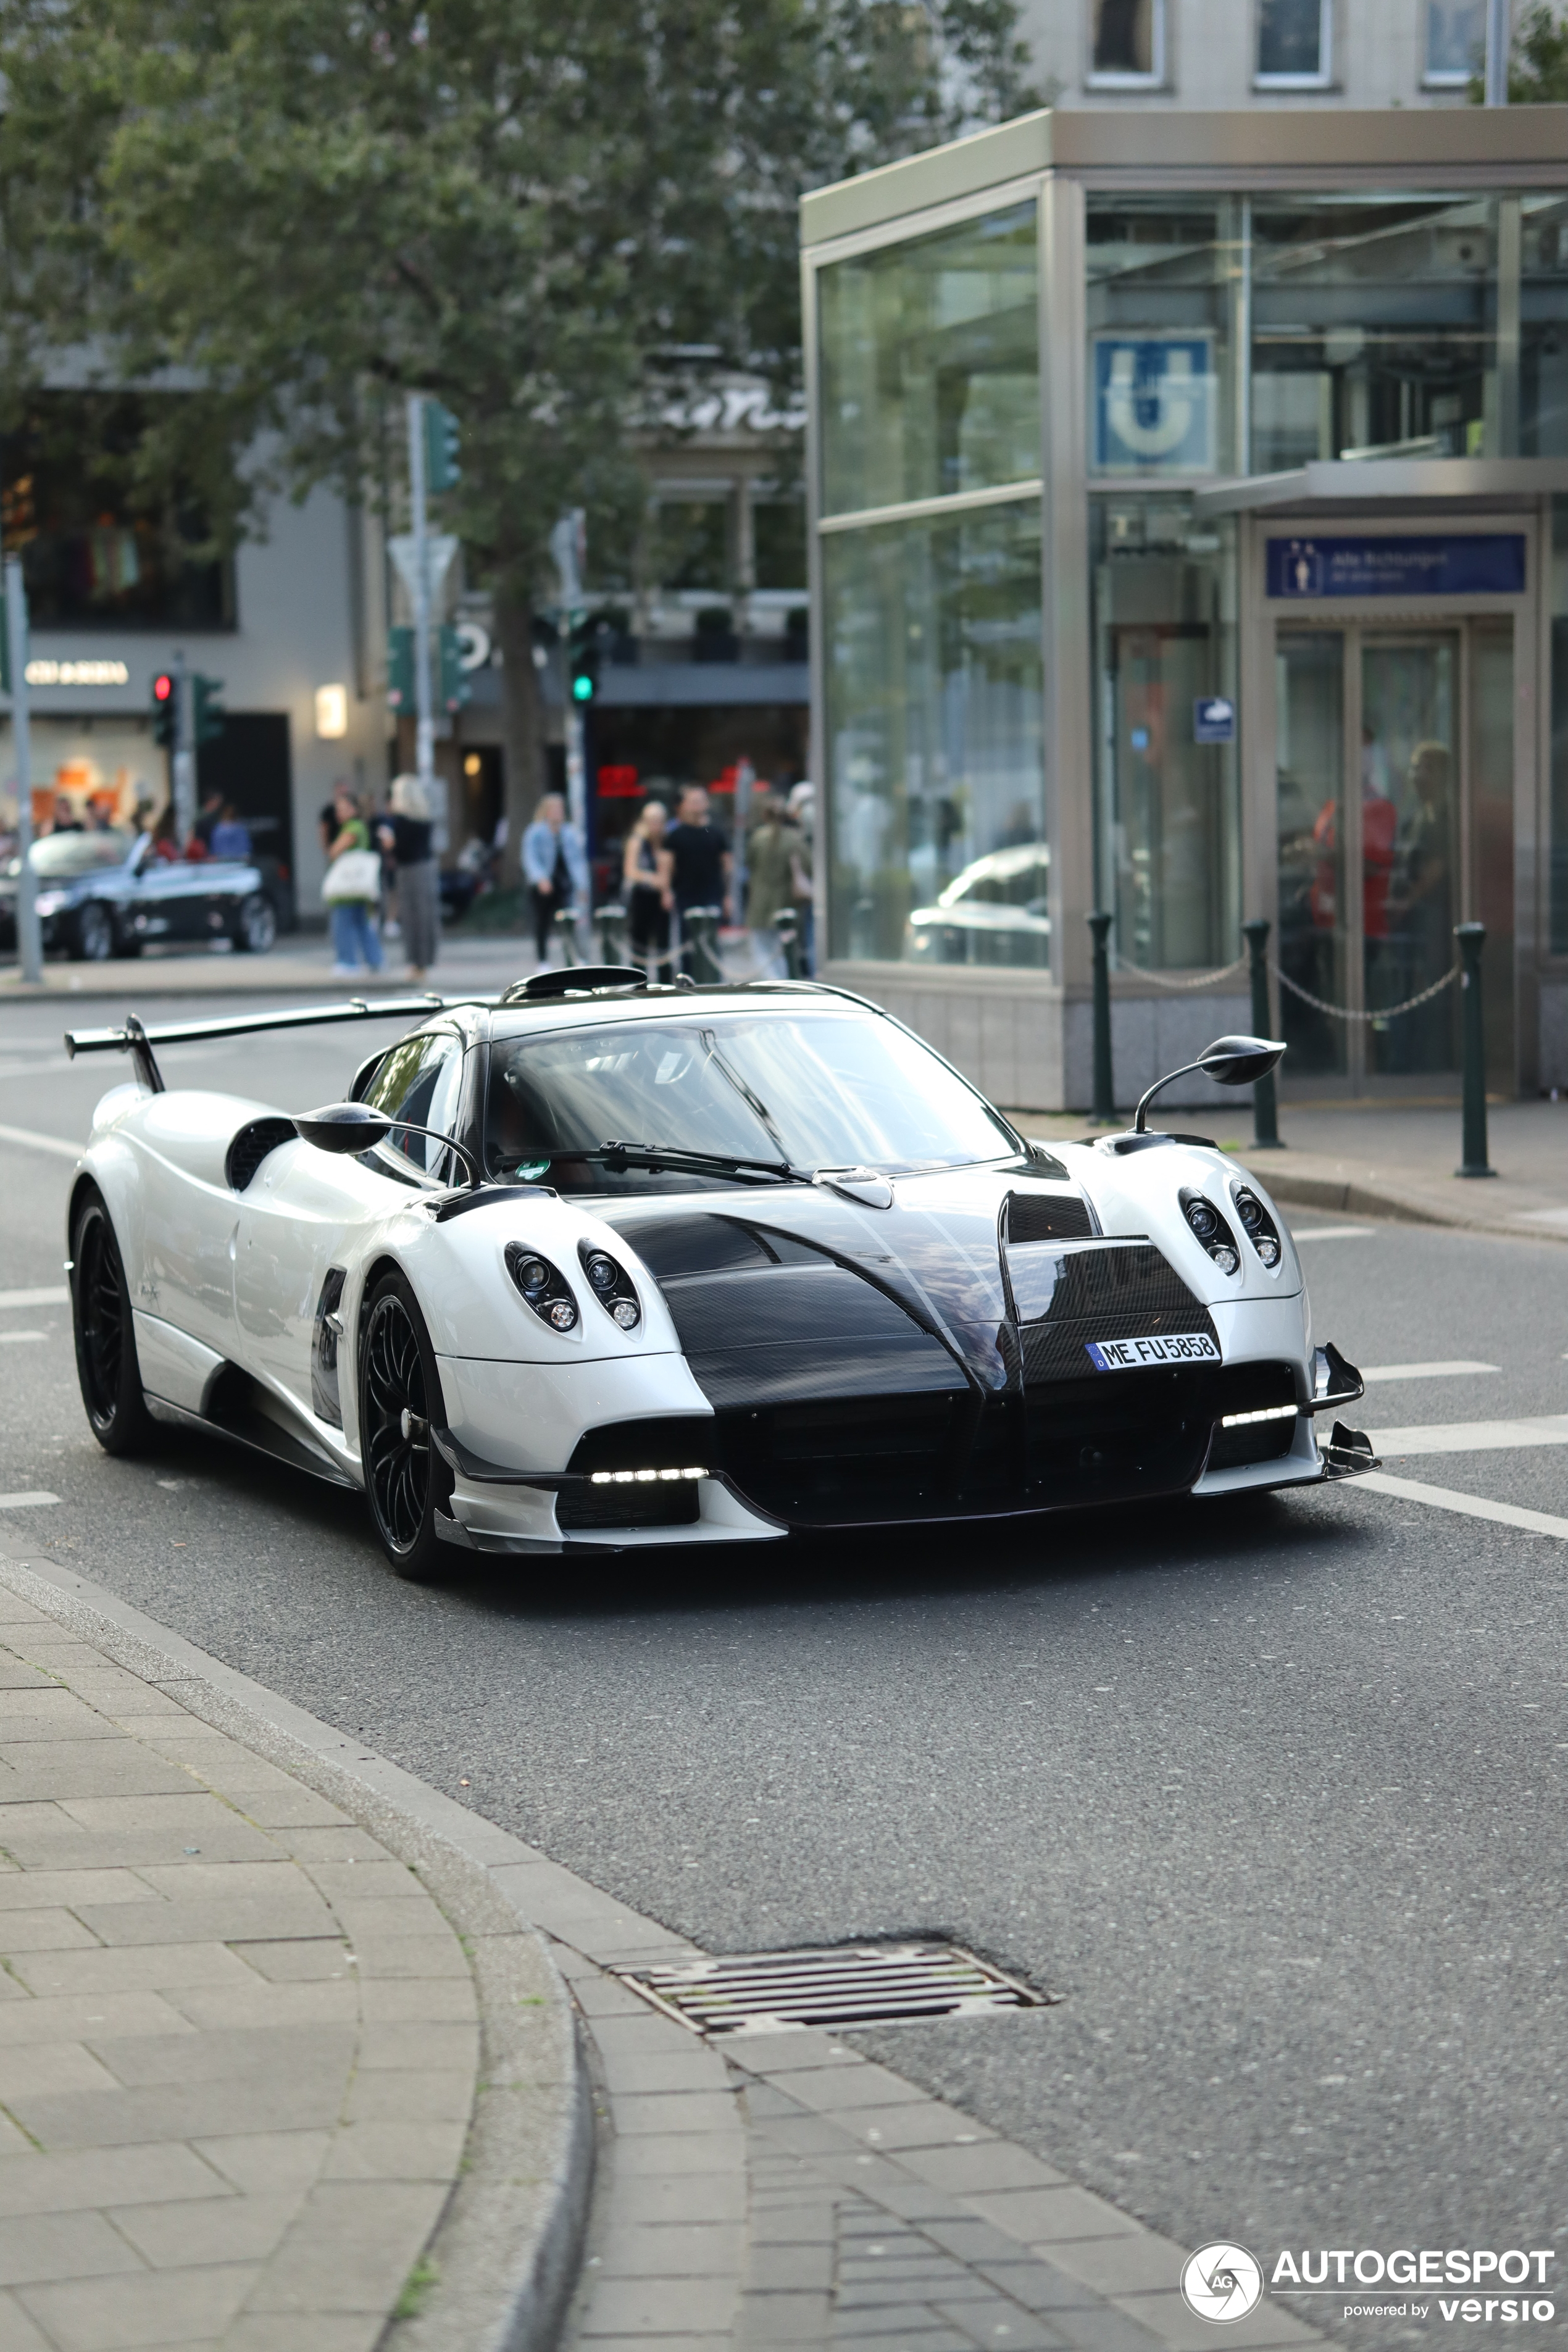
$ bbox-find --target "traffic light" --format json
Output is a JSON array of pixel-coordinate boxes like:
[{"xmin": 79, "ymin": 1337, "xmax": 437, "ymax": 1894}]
[
  {"xmin": 193, "ymin": 674, "xmax": 225, "ymax": 745},
  {"xmin": 151, "ymin": 670, "xmax": 177, "ymax": 748},
  {"xmin": 438, "ymin": 625, "xmax": 470, "ymax": 713},
  {"xmin": 422, "ymin": 402, "xmax": 461, "ymax": 494},
  {"xmin": 569, "ymin": 617, "xmax": 605, "ymax": 705},
  {"xmin": 387, "ymin": 627, "xmax": 414, "ymax": 711}
]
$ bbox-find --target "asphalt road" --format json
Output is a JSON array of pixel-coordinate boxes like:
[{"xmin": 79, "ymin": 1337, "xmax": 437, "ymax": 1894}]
[{"xmin": 1, "ymin": 991, "xmax": 1564, "ymax": 2325}]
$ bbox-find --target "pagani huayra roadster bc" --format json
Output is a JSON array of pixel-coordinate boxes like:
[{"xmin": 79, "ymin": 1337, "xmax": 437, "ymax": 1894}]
[{"xmin": 62, "ymin": 969, "xmax": 1375, "ymax": 1577}]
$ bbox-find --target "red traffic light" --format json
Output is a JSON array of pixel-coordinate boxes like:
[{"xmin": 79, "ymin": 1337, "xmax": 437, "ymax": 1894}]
[{"xmin": 152, "ymin": 672, "xmax": 174, "ymax": 703}]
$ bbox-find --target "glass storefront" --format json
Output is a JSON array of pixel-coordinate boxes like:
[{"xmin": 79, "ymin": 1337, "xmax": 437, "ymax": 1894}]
[
  {"xmin": 822, "ymin": 499, "xmax": 1045, "ymax": 967},
  {"xmin": 806, "ymin": 120, "xmax": 1564, "ymax": 1087},
  {"xmin": 818, "ymin": 201, "xmax": 1039, "ymax": 517}
]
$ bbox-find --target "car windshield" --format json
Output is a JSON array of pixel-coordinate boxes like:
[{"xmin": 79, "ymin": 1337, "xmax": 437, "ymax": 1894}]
[
  {"xmin": 485, "ymin": 1011, "xmax": 1017, "ymax": 1191},
  {"xmin": 11, "ymin": 831, "xmax": 131, "ymax": 880}
]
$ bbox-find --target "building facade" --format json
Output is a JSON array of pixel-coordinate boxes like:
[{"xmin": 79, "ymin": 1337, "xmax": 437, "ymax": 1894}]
[
  {"xmin": 1022, "ymin": 0, "xmax": 1499, "ymax": 112},
  {"xmin": 801, "ymin": 103, "xmax": 1568, "ymax": 1109}
]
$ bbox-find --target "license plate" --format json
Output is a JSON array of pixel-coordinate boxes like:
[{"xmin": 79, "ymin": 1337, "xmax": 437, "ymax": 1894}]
[{"xmin": 1084, "ymin": 1332, "xmax": 1220, "ymax": 1370}]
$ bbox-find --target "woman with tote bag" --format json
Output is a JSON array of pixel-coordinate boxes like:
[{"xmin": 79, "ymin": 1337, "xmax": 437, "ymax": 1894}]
[{"xmin": 322, "ymin": 785, "xmax": 385, "ymax": 974}]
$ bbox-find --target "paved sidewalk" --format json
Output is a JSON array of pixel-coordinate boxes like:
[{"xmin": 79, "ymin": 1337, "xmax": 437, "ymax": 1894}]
[
  {"xmin": 1013, "ymin": 1098, "xmax": 1568, "ymax": 1245},
  {"xmin": 1, "ymin": 1548, "xmax": 1319, "ymax": 2352},
  {"xmin": 0, "ymin": 1570, "xmax": 581, "ymax": 2352}
]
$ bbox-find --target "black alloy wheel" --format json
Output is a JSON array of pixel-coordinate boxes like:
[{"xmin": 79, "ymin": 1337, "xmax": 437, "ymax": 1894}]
[
  {"xmin": 360, "ymin": 1271, "xmax": 454, "ymax": 1579},
  {"xmin": 70, "ymin": 1191, "xmax": 156, "ymax": 1454},
  {"xmin": 74, "ymin": 901, "xmax": 113, "ymax": 961},
  {"xmin": 235, "ymin": 894, "xmax": 277, "ymax": 954}
]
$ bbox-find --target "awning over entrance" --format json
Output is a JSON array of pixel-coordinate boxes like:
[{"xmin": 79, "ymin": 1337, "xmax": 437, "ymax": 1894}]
[{"xmin": 1196, "ymin": 458, "xmax": 1568, "ymax": 516}]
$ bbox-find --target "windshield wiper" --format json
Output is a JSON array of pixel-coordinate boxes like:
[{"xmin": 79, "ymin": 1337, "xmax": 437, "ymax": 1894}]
[{"xmin": 530, "ymin": 1140, "xmax": 804, "ymax": 1185}]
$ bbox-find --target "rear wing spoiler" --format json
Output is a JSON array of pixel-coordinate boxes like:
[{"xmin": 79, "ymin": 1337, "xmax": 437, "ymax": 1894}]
[{"xmin": 64, "ymin": 994, "xmax": 496, "ymax": 1095}]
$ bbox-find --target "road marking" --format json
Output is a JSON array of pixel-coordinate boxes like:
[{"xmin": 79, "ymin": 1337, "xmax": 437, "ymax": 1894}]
[
  {"xmin": 0, "ymin": 1493, "xmax": 60, "ymax": 1511},
  {"xmin": 1369, "ymin": 1414, "xmax": 1568, "ymax": 1456},
  {"xmin": 1361, "ymin": 1470, "xmax": 1568, "ymax": 1541},
  {"xmin": 0, "ymin": 1288, "xmax": 69, "ymax": 1309},
  {"xmin": 1290, "ymin": 1225, "xmax": 1374, "ymax": 1241},
  {"xmin": 1360, "ymin": 1360, "xmax": 1498, "ymax": 1383},
  {"xmin": 1519, "ymin": 1207, "xmax": 1568, "ymax": 1227},
  {"xmin": 0, "ymin": 1332, "xmax": 46, "ymax": 1345},
  {"xmin": 0, "ymin": 1122, "xmax": 81, "ymax": 1162}
]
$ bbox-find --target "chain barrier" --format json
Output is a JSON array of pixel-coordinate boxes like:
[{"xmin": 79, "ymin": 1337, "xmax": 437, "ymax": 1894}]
[
  {"xmin": 1109, "ymin": 952, "xmax": 1249, "ymax": 992},
  {"xmin": 1269, "ymin": 958, "xmax": 1460, "ymax": 1024}
]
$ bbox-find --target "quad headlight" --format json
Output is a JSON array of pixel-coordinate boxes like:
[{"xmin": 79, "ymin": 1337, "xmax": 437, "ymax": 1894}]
[
  {"xmin": 577, "ymin": 1241, "xmax": 641, "ymax": 1330},
  {"xmin": 504, "ymin": 1242, "xmax": 578, "ymax": 1331},
  {"xmin": 1180, "ymin": 1188, "xmax": 1240, "ymax": 1276},
  {"xmin": 1229, "ymin": 1183, "xmax": 1283, "ymax": 1269}
]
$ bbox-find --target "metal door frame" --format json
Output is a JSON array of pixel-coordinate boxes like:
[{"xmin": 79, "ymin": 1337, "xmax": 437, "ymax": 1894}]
[{"xmin": 1243, "ymin": 511, "xmax": 1537, "ymax": 1098}]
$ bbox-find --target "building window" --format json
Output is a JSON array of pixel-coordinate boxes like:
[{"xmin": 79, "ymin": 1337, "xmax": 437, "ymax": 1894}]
[
  {"xmin": 1425, "ymin": 0, "xmax": 1485, "ymax": 83},
  {"xmin": 1089, "ymin": 0, "xmax": 1165, "ymax": 85},
  {"xmin": 1255, "ymin": 0, "xmax": 1330, "ymax": 86},
  {"xmin": 823, "ymin": 499, "xmax": 1045, "ymax": 969},
  {"xmin": 1, "ymin": 394, "xmax": 235, "ymax": 632},
  {"xmin": 817, "ymin": 200, "xmax": 1039, "ymax": 520}
]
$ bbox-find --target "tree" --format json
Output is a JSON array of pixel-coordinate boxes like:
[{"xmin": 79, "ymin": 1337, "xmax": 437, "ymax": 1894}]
[
  {"xmin": 0, "ymin": 0, "xmax": 1035, "ymax": 885},
  {"xmin": 1468, "ymin": 1, "xmax": 1568, "ymax": 98}
]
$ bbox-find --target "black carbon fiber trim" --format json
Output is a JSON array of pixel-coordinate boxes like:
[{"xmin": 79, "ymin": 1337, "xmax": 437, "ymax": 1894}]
[
  {"xmin": 658, "ymin": 1264, "xmax": 962, "ymax": 1411},
  {"xmin": 1005, "ymin": 1191, "xmax": 1094, "ymax": 1243},
  {"xmin": 1016, "ymin": 1241, "xmax": 1216, "ymax": 1387}
]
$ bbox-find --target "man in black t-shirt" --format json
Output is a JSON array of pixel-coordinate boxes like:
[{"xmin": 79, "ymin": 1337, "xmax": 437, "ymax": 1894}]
[{"xmin": 665, "ymin": 786, "xmax": 732, "ymax": 974}]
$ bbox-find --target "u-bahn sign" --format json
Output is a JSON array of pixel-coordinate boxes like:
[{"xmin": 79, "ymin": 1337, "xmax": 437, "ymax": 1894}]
[{"xmin": 1093, "ymin": 335, "xmax": 1217, "ymax": 475}]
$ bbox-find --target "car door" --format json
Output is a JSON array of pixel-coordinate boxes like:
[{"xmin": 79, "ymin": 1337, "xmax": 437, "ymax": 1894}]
[{"xmin": 234, "ymin": 1032, "xmax": 465, "ymax": 1428}]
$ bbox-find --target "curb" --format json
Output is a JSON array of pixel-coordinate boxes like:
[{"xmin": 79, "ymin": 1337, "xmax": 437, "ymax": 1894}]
[
  {"xmin": 0, "ymin": 1543, "xmax": 594, "ymax": 2352},
  {"xmin": 1232, "ymin": 1157, "xmax": 1568, "ymax": 1246}
]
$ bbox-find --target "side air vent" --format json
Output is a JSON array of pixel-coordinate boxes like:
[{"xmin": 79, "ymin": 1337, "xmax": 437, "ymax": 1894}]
[
  {"xmin": 1006, "ymin": 1191, "xmax": 1094, "ymax": 1243},
  {"xmin": 225, "ymin": 1117, "xmax": 298, "ymax": 1193}
]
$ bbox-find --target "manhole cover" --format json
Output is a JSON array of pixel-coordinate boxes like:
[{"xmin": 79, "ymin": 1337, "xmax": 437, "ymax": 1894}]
[{"xmin": 615, "ymin": 1942, "xmax": 1047, "ymax": 2035}]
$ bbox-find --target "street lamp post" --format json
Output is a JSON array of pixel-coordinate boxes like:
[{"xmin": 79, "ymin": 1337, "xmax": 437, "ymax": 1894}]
[
  {"xmin": 4, "ymin": 556, "xmax": 41, "ymax": 984},
  {"xmin": 405, "ymin": 394, "xmax": 437, "ymax": 806},
  {"xmin": 1485, "ymin": 0, "xmax": 1511, "ymax": 102}
]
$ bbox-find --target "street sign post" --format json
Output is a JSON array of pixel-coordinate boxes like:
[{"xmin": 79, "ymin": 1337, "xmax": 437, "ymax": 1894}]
[{"xmin": 551, "ymin": 509, "xmax": 590, "ymax": 957}]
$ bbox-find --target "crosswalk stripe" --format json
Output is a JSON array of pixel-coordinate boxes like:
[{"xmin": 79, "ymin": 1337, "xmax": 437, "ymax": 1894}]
[
  {"xmin": 1359, "ymin": 1470, "xmax": 1568, "ymax": 1541},
  {"xmin": 1369, "ymin": 1415, "xmax": 1568, "ymax": 1455},
  {"xmin": 0, "ymin": 1123, "xmax": 82, "ymax": 1162}
]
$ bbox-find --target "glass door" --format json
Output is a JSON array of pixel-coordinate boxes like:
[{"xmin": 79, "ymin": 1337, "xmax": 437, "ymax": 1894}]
[
  {"xmin": 1274, "ymin": 618, "xmax": 1515, "ymax": 1093},
  {"xmin": 1361, "ymin": 632, "xmax": 1461, "ymax": 1082}
]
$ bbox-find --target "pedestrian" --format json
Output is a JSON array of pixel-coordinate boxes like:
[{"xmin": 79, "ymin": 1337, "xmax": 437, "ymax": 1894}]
[
  {"xmin": 51, "ymin": 794, "xmax": 83, "ymax": 834},
  {"xmin": 622, "ymin": 799, "xmax": 675, "ymax": 982},
  {"xmin": 787, "ymin": 781, "xmax": 815, "ymax": 974},
  {"xmin": 322, "ymin": 785, "xmax": 384, "ymax": 974},
  {"xmin": 665, "ymin": 785, "xmax": 732, "ymax": 975},
  {"xmin": 193, "ymin": 790, "xmax": 224, "ymax": 850},
  {"xmin": 522, "ymin": 790, "xmax": 587, "ymax": 964},
  {"xmin": 209, "ymin": 803, "xmax": 252, "ymax": 861},
  {"xmin": 378, "ymin": 774, "xmax": 441, "ymax": 983},
  {"xmin": 743, "ymin": 794, "xmax": 795, "ymax": 978}
]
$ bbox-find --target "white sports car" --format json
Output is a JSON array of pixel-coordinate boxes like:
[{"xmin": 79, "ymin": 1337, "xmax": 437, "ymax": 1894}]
[{"xmin": 62, "ymin": 968, "xmax": 1374, "ymax": 1578}]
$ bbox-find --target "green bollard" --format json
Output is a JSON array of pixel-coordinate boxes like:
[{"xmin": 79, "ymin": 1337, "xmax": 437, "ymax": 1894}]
[
  {"xmin": 1087, "ymin": 912, "xmax": 1116, "ymax": 1125},
  {"xmin": 1242, "ymin": 919, "xmax": 1283, "ymax": 1148},
  {"xmin": 1454, "ymin": 920, "xmax": 1496, "ymax": 1178}
]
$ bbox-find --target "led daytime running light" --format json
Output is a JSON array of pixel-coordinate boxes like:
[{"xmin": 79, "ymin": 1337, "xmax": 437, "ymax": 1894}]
[
  {"xmin": 1220, "ymin": 1405, "xmax": 1297, "ymax": 1427},
  {"xmin": 589, "ymin": 1467, "xmax": 706, "ymax": 1485}
]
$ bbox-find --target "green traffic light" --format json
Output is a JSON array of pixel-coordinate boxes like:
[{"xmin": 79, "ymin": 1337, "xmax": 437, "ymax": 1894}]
[{"xmin": 572, "ymin": 675, "xmax": 594, "ymax": 702}]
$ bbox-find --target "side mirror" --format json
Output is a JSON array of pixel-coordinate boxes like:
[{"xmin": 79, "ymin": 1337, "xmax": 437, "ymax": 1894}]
[
  {"xmin": 1196, "ymin": 1034, "xmax": 1287, "ymax": 1088},
  {"xmin": 1134, "ymin": 1034, "xmax": 1287, "ymax": 1133},
  {"xmin": 294, "ymin": 1101, "xmax": 393, "ymax": 1154},
  {"xmin": 293, "ymin": 1099, "xmax": 482, "ymax": 1189}
]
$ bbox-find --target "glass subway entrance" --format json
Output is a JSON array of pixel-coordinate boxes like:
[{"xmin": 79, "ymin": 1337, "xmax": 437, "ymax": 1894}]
[{"xmin": 1275, "ymin": 617, "xmax": 1515, "ymax": 1093}]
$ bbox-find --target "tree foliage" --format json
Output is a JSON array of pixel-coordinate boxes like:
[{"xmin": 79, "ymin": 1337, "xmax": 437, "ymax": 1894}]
[
  {"xmin": 0, "ymin": 0, "xmax": 1035, "ymax": 853},
  {"xmin": 1468, "ymin": 1, "xmax": 1568, "ymax": 98}
]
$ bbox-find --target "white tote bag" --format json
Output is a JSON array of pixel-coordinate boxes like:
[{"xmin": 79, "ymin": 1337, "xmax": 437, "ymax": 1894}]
[{"xmin": 322, "ymin": 849, "xmax": 382, "ymax": 904}]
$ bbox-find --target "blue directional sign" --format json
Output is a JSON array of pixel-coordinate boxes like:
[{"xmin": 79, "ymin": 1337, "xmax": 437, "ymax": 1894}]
[
  {"xmin": 1193, "ymin": 695, "xmax": 1235, "ymax": 744},
  {"xmin": 1266, "ymin": 535, "xmax": 1526, "ymax": 599},
  {"xmin": 1093, "ymin": 336, "xmax": 1216, "ymax": 475}
]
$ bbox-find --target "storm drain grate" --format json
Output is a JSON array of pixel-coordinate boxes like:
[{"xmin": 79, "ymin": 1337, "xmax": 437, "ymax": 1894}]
[{"xmin": 615, "ymin": 1943, "xmax": 1047, "ymax": 2036}]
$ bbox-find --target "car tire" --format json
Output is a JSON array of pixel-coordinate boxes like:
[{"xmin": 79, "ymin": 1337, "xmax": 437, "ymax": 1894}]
[
  {"xmin": 234, "ymin": 894, "xmax": 277, "ymax": 954},
  {"xmin": 359, "ymin": 1270, "xmax": 456, "ymax": 1580},
  {"xmin": 70, "ymin": 1190, "xmax": 157, "ymax": 1456},
  {"xmin": 73, "ymin": 902, "xmax": 114, "ymax": 961}
]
